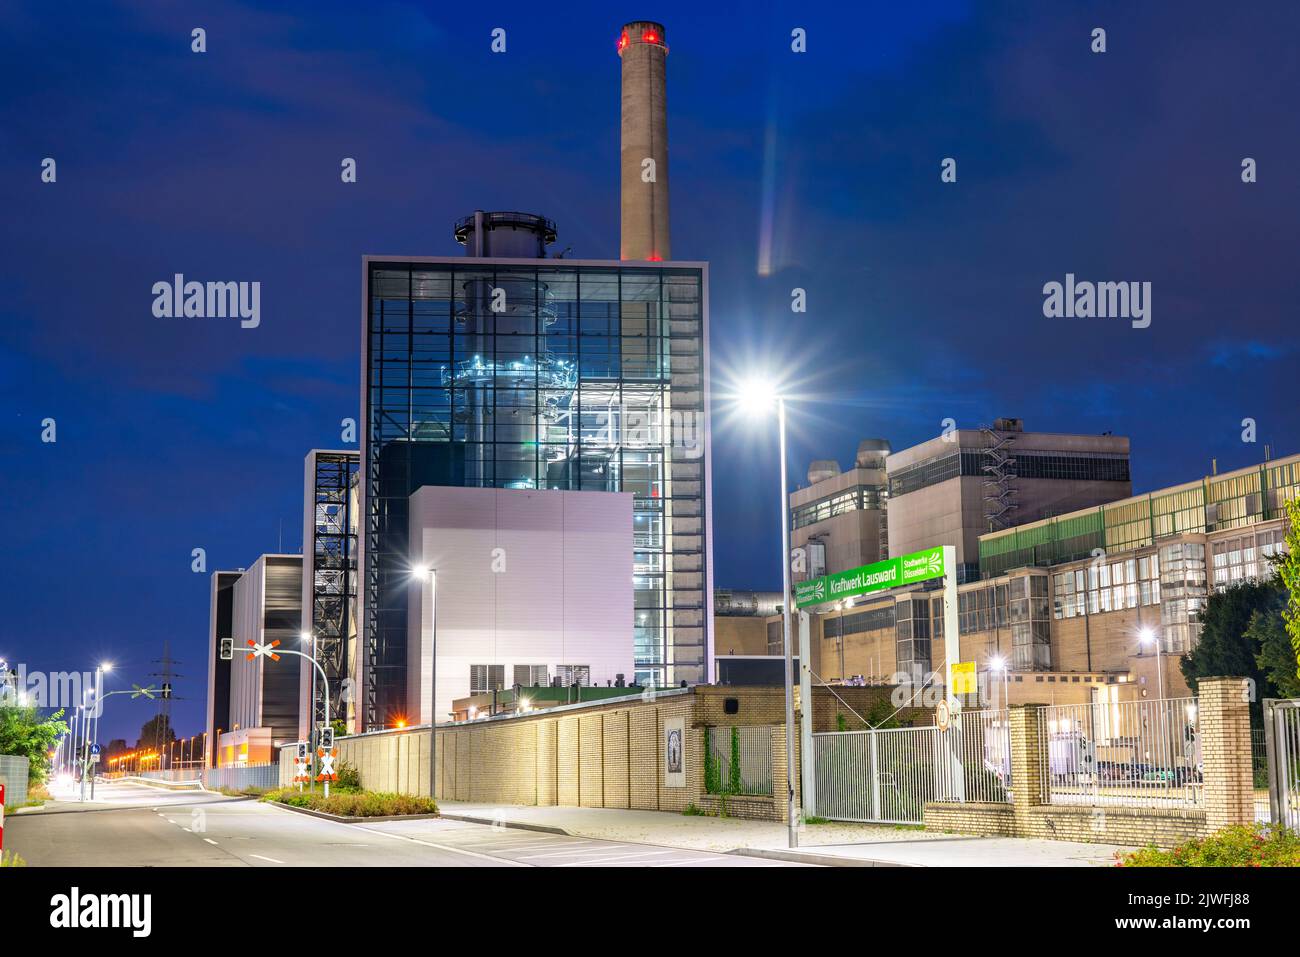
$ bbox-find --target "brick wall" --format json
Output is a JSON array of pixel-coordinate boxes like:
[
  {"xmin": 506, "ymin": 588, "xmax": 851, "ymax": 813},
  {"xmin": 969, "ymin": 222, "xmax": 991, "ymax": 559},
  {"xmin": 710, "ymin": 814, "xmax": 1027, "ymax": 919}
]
[{"xmin": 924, "ymin": 677, "xmax": 1253, "ymax": 848}]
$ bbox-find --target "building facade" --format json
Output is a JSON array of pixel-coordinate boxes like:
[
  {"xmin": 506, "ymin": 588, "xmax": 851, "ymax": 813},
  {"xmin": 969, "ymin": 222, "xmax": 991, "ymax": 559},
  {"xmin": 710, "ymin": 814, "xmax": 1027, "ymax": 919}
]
[
  {"xmin": 299, "ymin": 449, "xmax": 360, "ymax": 738},
  {"xmin": 359, "ymin": 248, "xmax": 712, "ymax": 730},
  {"xmin": 406, "ymin": 485, "xmax": 634, "ymax": 723},
  {"xmin": 224, "ymin": 555, "xmax": 303, "ymax": 757},
  {"xmin": 790, "ymin": 439, "xmax": 890, "ymax": 580},
  {"xmin": 885, "ymin": 419, "xmax": 1132, "ymax": 583},
  {"xmin": 203, "ymin": 570, "xmax": 240, "ymax": 767},
  {"xmin": 785, "ymin": 452, "xmax": 1297, "ymax": 706}
]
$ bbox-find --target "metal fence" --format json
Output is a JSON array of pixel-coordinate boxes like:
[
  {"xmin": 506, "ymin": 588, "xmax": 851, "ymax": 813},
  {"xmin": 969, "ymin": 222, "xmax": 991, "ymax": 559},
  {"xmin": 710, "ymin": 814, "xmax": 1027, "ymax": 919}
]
[
  {"xmin": 130, "ymin": 763, "xmax": 280, "ymax": 792},
  {"xmin": 942, "ymin": 709, "xmax": 1013, "ymax": 805},
  {"xmin": 812, "ymin": 710, "xmax": 1011, "ymax": 825},
  {"xmin": 0, "ymin": 754, "xmax": 30, "ymax": 806},
  {"xmin": 205, "ymin": 764, "xmax": 281, "ymax": 792},
  {"xmin": 704, "ymin": 726, "xmax": 772, "ymax": 796},
  {"xmin": 1263, "ymin": 698, "xmax": 1300, "ymax": 830},
  {"xmin": 1038, "ymin": 696, "xmax": 1202, "ymax": 808}
]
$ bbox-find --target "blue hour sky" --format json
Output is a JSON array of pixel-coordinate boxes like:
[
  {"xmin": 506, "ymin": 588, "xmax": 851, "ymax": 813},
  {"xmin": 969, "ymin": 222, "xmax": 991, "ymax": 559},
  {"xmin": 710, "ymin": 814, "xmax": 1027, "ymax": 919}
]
[{"xmin": 2, "ymin": 1, "xmax": 1297, "ymax": 742}]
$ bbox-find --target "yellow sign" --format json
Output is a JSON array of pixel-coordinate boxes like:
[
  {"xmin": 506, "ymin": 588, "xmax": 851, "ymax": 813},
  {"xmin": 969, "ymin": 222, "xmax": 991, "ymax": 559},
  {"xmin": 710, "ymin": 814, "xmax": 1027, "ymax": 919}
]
[{"xmin": 951, "ymin": 661, "xmax": 977, "ymax": 696}]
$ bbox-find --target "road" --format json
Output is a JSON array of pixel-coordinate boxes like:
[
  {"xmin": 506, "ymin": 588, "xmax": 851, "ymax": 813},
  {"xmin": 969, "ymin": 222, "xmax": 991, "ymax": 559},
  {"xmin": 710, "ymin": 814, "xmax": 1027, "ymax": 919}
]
[{"xmin": 6, "ymin": 780, "xmax": 800, "ymax": 867}]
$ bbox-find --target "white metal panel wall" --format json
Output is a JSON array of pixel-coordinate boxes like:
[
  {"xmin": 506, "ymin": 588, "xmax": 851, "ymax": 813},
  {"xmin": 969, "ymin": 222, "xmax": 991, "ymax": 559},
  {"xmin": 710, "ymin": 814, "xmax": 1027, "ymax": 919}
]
[
  {"xmin": 407, "ymin": 486, "xmax": 634, "ymax": 724},
  {"xmin": 228, "ymin": 557, "xmax": 267, "ymax": 734}
]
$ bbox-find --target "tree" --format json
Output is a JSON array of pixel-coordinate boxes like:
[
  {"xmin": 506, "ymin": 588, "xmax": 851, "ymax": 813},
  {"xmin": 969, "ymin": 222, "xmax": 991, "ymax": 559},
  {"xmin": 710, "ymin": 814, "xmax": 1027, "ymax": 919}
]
[
  {"xmin": 0, "ymin": 704, "xmax": 68, "ymax": 785},
  {"xmin": 1277, "ymin": 498, "xmax": 1300, "ymax": 688},
  {"xmin": 1251, "ymin": 608, "xmax": 1300, "ymax": 698},
  {"xmin": 136, "ymin": 714, "xmax": 176, "ymax": 751},
  {"xmin": 1181, "ymin": 578, "xmax": 1281, "ymax": 692}
]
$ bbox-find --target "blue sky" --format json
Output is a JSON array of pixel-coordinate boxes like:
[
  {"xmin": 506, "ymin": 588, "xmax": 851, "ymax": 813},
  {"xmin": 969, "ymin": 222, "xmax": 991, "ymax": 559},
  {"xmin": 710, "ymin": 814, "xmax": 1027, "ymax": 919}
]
[{"xmin": 2, "ymin": 0, "xmax": 1297, "ymax": 742}]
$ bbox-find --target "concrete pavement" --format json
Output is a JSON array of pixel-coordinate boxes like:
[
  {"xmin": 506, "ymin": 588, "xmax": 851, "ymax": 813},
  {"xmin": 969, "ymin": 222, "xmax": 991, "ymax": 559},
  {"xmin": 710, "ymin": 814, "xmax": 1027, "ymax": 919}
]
[
  {"xmin": 7, "ymin": 780, "xmax": 801, "ymax": 867},
  {"xmin": 434, "ymin": 801, "xmax": 1132, "ymax": 866}
]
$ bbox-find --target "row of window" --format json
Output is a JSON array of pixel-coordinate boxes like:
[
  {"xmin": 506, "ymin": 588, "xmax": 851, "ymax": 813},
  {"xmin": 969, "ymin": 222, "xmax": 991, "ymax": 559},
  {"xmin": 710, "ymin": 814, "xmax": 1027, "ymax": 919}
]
[
  {"xmin": 890, "ymin": 450, "xmax": 1130, "ymax": 498},
  {"xmin": 791, "ymin": 484, "xmax": 886, "ymax": 529},
  {"xmin": 469, "ymin": 664, "xmax": 593, "ymax": 694}
]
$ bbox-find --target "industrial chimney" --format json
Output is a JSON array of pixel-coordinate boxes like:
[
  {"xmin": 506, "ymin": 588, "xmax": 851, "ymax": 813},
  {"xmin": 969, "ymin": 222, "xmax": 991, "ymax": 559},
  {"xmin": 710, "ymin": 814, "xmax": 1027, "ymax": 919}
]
[{"xmin": 618, "ymin": 21, "xmax": 670, "ymax": 261}]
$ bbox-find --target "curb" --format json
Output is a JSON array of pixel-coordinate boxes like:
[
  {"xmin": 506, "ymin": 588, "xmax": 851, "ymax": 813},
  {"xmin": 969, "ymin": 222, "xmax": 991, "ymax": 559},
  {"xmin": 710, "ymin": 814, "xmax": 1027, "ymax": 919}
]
[
  {"xmin": 264, "ymin": 801, "xmax": 442, "ymax": 825},
  {"xmin": 730, "ymin": 847, "xmax": 915, "ymax": 867},
  {"xmin": 438, "ymin": 812, "xmax": 569, "ymax": 835}
]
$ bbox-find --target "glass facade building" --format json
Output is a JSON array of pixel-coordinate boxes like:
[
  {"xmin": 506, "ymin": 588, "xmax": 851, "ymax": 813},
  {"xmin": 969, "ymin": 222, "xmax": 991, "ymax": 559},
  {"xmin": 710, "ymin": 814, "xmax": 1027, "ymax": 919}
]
[{"xmin": 360, "ymin": 257, "xmax": 711, "ymax": 730}]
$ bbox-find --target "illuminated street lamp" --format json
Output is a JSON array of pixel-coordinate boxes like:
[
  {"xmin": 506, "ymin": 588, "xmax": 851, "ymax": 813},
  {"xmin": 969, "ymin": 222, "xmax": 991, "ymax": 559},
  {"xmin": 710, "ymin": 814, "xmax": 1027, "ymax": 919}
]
[
  {"xmin": 734, "ymin": 376, "xmax": 798, "ymax": 849},
  {"xmin": 1139, "ymin": 626, "xmax": 1164, "ymax": 700},
  {"xmin": 410, "ymin": 564, "xmax": 438, "ymax": 803},
  {"xmin": 989, "ymin": 655, "xmax": 1010, "ymax": 710}
]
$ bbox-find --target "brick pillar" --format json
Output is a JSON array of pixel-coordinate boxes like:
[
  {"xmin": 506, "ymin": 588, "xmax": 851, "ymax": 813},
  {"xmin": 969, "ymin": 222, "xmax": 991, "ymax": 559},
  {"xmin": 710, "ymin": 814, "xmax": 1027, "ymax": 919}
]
[
  {"xmin": 1009, "ymin": 704, "xmax": 1046, "ymax": 811},
  {"xmin": 1198, "ymin": 676, "xmax": 1254, "ymax": 830}
]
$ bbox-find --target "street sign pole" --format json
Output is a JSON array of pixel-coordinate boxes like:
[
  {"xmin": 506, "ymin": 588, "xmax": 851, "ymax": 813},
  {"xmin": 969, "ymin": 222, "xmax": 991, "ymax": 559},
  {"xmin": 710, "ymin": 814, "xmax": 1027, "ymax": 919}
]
[
  {"xmin": 797, "ymin": 609, "xmax": 815, "ymax": 819},
  {"xmin": 941, "ymin": 545, "xmax": 964, "ymax": 801}
]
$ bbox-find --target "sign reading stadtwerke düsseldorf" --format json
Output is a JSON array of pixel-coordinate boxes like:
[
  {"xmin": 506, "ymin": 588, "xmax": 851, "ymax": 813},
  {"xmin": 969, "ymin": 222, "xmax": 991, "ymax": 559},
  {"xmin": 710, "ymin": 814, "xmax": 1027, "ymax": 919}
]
[{"xmin": 793, "ymin": 546, "xmax": 945, "ymax": 609}]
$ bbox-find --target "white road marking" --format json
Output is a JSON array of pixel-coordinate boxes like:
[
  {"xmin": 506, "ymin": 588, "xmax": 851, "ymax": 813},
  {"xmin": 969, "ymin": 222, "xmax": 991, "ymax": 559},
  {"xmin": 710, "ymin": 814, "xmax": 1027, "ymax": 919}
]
[
  {"xmin": 249, "ymin": 854, "xmax": 285, "ymax": 864},
  {"xmin": 555, "ymin": 850, "xmax": 678, "ymax": 866},
  {"xmin": 203, "ymin": 838, "xmax": 219, "ymax": 845}
]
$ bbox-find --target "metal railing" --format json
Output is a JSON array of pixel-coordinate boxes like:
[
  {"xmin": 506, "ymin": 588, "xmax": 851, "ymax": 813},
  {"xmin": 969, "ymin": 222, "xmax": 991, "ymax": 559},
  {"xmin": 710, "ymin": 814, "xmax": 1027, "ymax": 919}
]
[
  {"xmin": 1038, "ymin": 696, "xmax": 1202, "ymax": 808},
  {"xmin": 1263, "ymin": 698, "xmax": 1300, "ymax": 829},
  {"xmin": 940, "ymin": 708, "xmax": 1013, "ymax": 805},
  {"xmin": 704, "ymin": 726, "xmax": 772, "ymax": 796},
  {"xmin": 813, "ymin": 709, "xmax": 1013, "ymax": 825}
]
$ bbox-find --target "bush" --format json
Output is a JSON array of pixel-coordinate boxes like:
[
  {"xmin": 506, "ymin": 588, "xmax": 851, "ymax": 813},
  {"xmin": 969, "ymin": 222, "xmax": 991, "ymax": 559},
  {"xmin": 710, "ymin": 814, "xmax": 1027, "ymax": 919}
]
[
  {"xmin": 0, "ymin": 850, "xmax": 25, "ymax": 867},
  {"xmin": 263, "ymin": 788, "xmax": 438, "ymax": 818},
  {"xmin": 1119, "ymin": 824, "xmax": 1300, "ymax": 867}
]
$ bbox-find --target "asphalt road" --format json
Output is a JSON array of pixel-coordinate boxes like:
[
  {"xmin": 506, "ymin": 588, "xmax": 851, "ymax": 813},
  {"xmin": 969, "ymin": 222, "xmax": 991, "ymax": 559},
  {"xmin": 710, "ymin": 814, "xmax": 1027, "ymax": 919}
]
[{"xmin": 6, "ymin": 780, "xmax": 799, "ymax": 868}]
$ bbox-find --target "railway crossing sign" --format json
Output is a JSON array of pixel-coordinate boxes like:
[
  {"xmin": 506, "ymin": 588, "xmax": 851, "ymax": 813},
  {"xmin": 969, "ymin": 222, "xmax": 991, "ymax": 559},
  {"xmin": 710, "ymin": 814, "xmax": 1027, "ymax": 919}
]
[
  {"xmin": 292, "ymin": 744, "xmax": 311, "ymax": 784},
  {"xmin": 316, "ymin": 747, "xmax": 338, "ymax": 782},
  {"xmin": 246, "ymin": 639, "xmax": 282, "ymax": 661}
]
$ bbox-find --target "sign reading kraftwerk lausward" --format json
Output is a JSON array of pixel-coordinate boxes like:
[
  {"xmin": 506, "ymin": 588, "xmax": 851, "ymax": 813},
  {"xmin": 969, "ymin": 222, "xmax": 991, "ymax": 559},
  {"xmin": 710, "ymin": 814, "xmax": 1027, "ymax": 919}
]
[{"xmin": 793, "ymin": 546, "xmax": 946, "ymax": 609}]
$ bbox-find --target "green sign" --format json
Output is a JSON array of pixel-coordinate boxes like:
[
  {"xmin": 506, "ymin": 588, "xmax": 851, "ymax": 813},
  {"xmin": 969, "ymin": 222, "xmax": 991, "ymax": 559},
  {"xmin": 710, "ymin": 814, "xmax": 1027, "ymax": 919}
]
[{"xmin": 793, "ymin": 546, "xmax": 946, "ymax": 609}]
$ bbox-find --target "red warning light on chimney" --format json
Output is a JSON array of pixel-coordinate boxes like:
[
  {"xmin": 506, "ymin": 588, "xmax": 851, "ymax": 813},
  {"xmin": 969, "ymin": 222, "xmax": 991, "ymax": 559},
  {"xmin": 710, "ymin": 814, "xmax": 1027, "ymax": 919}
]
[
  {"xmin": 617, "ymin": 31, "xmax": 629, "ymax": 52},
  {"xmin": 643, "ymin": 30, "xmax": 658, "ymax": 43}
]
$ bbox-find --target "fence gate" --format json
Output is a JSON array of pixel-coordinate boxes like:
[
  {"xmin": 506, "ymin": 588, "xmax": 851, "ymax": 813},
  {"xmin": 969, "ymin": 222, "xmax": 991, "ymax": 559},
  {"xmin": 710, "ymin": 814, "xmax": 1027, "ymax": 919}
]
[
  {"xmin": 812, "ymin": 710, "xmax": 1011, "ymax": 825},
  {"xmin": 1263, "ymin": 698, "xmax": 1300, "ymax": 829}
]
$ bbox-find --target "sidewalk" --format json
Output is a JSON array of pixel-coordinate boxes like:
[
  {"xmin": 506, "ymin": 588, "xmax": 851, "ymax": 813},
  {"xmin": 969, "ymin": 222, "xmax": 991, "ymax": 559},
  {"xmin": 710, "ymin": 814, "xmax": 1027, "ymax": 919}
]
[{"xmin": 436, "ymin": 801, "xmax": 1131, "ymax": 867}]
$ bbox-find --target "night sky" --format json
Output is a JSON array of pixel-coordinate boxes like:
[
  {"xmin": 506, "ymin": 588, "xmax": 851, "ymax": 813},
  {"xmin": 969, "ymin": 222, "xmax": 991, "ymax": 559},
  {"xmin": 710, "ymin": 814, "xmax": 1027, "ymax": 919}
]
[{"xmin": 3, "ymin": 1, "xmax": 1297, "ymax": 744}]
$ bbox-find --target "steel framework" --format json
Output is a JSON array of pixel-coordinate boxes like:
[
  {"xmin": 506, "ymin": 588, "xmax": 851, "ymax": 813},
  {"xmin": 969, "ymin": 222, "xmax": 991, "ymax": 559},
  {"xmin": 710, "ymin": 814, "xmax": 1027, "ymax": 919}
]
[{"xmin": 309, "ymin": 452, "xmax": 359, "ymax": 734}]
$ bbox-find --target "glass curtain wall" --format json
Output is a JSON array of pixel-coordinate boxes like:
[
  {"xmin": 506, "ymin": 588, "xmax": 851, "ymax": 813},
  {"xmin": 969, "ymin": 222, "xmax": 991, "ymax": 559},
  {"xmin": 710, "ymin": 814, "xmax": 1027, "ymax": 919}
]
[{"xmin": 364, "ymin": 261, "xmax": 706, "ymax": 729}]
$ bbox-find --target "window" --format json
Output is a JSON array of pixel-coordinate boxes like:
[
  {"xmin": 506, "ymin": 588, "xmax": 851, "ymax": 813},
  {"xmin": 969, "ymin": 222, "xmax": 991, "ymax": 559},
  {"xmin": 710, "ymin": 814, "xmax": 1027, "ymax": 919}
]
[
  {"xmin": 470, "ymin": 664, "xmax": 506, "ymax": 694},
  {"xmin": 555, "ymin": 665, "xmax": 591, "ymax": 687},
  {"xmin": 513, "ymin": 664, "xmax": 549, "ymax": 687}
]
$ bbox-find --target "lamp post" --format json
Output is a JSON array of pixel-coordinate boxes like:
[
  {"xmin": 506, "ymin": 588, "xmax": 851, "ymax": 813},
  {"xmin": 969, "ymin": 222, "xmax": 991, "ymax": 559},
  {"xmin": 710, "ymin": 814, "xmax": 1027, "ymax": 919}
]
[
  {"xmin": 411, "ymin": 566, "xmax": 438, "ymax": 803},
  {"xmin": 989, "ymin": 654, "xmax": 1009, "ymax": 710},
  {"xmin": 1139, "ymin": 626, "xmax": 1168, "ymax": 770},
  {"xmin": 247, "ymin": 640, "xmax": 333, "ymax": 796},
  {"xmin": 301, "ymin": 629, "xmax": 321, "ymax": 793},
  {"xmin": 1139, "ymin": 626, "xmax": 1164, "ymax": 699},
  {"xmin": 88, "ymin": 664, "xmax": 111, "ymax": 799},
  {"xmin": 737, "ymin": 378, "xmax": 799, "ymax": 848}
]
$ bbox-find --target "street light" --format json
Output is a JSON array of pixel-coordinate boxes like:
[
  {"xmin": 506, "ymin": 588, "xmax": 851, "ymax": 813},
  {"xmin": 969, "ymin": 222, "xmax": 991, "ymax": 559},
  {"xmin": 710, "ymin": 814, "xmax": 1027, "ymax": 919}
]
[
  {"xmin": 301, "ymin": 629, "xmax": 320, "ymax": 762},
  {"xmin": 87, "ymin": 664, "xmax": 111, "ymax": 800},
  {"xmin": 988, "ymin": 655, "xmax": 1009, "ymax": 710},
  {"xmin": 1139, "ymin": 626, "xmax": 1164, "ymax": 699},
  {"xmin": 734, "ymin": 375, "xmax": 799, "ymax": 849},
  {"xmin": 410, "ymin": 564, "xmax": 438, "ymax": 803}
]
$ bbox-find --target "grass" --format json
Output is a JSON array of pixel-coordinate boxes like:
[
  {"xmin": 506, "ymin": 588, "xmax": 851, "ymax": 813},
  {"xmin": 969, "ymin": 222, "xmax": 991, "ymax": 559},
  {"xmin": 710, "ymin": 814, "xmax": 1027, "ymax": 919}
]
[
  {"xmin": 682, "ymin": 803, "xmax": 707, "ymax": 816},
  {"xmin": 1118, "ymin": 824, "xmax": 1300, "ymax": 867},
  {"xmin": 216, "ymin": 785, "xmax": 271, "ymax": 798},
  {"xmin": 263, "ymin": 788, "xmax": 438, "ymax": 818},
  {"xmin": 0, "ymin": 850, "xmax": 26, "ymax": 867},
  {"xmin": 801, "ymin": 815, "xmax": 830, "ymax": 825}
]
